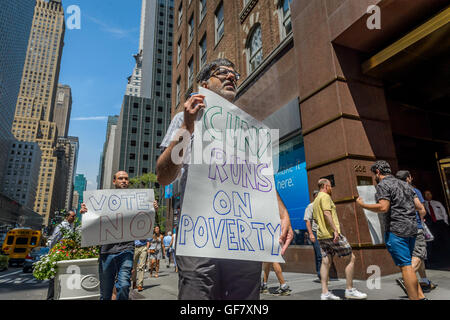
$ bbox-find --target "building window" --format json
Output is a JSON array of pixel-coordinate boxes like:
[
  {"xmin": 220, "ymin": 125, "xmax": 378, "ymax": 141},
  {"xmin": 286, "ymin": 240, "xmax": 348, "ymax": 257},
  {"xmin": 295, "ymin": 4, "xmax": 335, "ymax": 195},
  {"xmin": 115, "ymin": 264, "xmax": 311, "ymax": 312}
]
[
  {"xmin": 188, "ymin": 15, "xmax": 194, "ymax": 45},
  {"xmin": 247, "ymin": 25, "xmax": 263, "ymax": 73},
  {"xmin": 129, "ymin": 153, "xmax": 136, "ymax": 160},
  {"xmin": 279, "ymin": 0, "xmax": 292, "ymax": 39},
  {"xmin": 200, "ymin": 0, "xmax": 207, "ymax": 23},
  {"xmin": 188, "ymin": 57, "xmax": 194, "ymax": 89},
  {"xmin": 199, "ymin": 34, "xmax": 207, "ymax": 68},
  {"xmin": 215, "ymin": 2, "xmax": 224, "ymax": 44},
  {"xmin": 178, "ymin": 2, "xmax": 183, "ymax": 26},
  {"xmin": 177, "ymin": 37, "xmax": 182, "ymax": 65},
  {"xmin": 176, "ymin": 77, "xmax": 181, "ymax": 106}
]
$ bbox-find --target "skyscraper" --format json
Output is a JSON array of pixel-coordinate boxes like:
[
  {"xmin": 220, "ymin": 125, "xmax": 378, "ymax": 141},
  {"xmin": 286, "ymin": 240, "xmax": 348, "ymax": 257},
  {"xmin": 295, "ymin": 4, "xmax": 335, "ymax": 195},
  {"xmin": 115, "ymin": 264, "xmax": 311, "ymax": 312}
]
[
  {"xmin": 73, "ymin": 174, "xmax": 87, "ymax": 216},
  {"xmin": 0, "ymin": 0, "xmax": 35, "ymax": 185},
  {"xmin": 114, "ymin": 0, "xmax": 174, "ymax": 179},
  {"xmin": 11, "ymin": 0, "xmax": 66, "ymax": 225},
  {"xmin": 56, "ymin": 136, "xmax": 79, "ymax": 210},
  {"xmin": 97, "ymin": 115, "xmax": 119, "ymax": 189},
  {"xmin": 53, "ymin": 84, "xmax": 72, "ymax": 138}
]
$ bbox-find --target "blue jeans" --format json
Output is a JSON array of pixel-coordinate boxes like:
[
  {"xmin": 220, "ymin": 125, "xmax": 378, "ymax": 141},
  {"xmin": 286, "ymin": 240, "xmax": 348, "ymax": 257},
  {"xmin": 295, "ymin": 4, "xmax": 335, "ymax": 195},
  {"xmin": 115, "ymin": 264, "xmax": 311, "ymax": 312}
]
[
  {"xmin": 99, "ymin": 250, "xmax": 134, "ymax": 300},
  {"xmin": 312, "ymin": 231, "xmax": 322, "ymax": 279}
]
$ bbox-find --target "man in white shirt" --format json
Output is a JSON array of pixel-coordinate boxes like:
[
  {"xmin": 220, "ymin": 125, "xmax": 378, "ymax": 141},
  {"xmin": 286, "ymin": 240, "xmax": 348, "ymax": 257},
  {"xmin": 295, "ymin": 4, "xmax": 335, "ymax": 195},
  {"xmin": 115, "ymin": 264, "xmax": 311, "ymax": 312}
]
[
  {"xmin": 303, "ymin": 190, "xmax": 321, "ymax": 281},
  {"xmin": 423, "ymin": 190, "xmax": 450, "ymax": 265}
]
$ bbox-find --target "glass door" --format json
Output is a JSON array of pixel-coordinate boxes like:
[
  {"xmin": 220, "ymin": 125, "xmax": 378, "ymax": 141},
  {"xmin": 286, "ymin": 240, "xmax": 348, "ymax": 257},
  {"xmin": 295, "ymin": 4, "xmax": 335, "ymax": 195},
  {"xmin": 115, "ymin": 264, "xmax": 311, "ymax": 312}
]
[{"xmin": 437, "ymin": 157, "xmax": 450, "ymax": 215}]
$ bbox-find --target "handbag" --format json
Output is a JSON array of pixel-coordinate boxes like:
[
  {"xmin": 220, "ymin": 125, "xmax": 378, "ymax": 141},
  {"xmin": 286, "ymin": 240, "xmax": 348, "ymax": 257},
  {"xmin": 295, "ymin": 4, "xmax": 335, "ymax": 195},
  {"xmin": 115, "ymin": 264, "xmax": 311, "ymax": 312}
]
[
  {"xmin": 149, "ymin": 248, "xmax": 156, "ymax": 254},
  {"xmin": 422, "ymin": 223, "xmax": 434, "ymax": 242}
]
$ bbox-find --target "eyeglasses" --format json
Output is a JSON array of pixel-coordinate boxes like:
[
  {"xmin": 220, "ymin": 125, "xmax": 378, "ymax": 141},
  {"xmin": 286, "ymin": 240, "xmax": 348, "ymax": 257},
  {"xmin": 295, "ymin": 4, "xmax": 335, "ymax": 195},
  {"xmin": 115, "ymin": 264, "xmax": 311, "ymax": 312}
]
[{"xmin": 210, "ymin": 67, "xmax": 241, "ymax": 82}]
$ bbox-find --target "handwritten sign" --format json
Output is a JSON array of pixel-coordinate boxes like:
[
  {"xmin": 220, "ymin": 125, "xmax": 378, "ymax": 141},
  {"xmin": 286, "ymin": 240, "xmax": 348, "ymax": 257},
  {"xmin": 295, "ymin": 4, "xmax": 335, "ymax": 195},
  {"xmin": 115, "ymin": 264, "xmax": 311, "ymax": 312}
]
[
  {"xmin": 81, "ymin": 189, "xmax": 155, "ymax": 247},
  {"xmin": 176, "ymin": 87, "xmax": 284, "ymax": 263},
  {"xmin": 357, "ymin": 185, "xmax": 385, "ymax": 244}
]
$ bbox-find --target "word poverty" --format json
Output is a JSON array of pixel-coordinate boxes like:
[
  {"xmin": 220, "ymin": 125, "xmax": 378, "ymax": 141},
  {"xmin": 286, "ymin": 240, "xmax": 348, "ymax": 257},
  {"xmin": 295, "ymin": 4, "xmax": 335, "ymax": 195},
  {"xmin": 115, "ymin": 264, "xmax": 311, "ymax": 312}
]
[{"xmin": 178, "ymin": 148, "xmax": 281, "ymax": 256}]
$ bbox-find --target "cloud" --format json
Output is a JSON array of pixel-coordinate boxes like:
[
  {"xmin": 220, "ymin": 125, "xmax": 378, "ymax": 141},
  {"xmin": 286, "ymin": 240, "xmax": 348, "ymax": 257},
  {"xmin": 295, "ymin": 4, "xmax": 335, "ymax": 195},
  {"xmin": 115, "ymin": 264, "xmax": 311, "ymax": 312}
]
[
  {"xmin": 85, "ymin": 15, "xmax": 138, "ymax": 39},
  {"xmin": 72, "ymin": 116, "xmax": 108, "ymax": 121}
]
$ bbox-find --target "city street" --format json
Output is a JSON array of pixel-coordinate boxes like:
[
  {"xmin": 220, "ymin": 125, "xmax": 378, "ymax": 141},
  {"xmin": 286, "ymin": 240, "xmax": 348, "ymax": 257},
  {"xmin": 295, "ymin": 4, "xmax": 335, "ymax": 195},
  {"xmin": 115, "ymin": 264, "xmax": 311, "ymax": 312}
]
[
  {"xmin": 0, "ymin": 267, "xmax": 49, "ymax": 300},
  {"xmin": 1, "ymin": 260, "xmax": 449, "ymax": 300}
]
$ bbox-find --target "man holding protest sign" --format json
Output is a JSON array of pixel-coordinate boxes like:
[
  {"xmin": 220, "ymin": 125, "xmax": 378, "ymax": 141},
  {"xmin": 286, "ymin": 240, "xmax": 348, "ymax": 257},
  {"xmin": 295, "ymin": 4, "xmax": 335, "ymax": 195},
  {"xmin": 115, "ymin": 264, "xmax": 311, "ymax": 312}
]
[
  {"xmin": 80, "ymin": 171, "xmax": 158, "ymax": 300},
  {"xmin": 157, "ymin": 58, "xmax": 293, "ymax": 300}
]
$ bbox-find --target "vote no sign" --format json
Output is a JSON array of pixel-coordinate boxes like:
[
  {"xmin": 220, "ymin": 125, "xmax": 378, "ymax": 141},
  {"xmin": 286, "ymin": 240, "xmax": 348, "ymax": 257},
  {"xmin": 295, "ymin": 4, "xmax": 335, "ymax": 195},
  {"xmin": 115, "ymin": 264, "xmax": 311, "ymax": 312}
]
[
  {"xmin": 80, "ymin": 189, "xmax": 155, "ymax": 247},
  {"xmin": 176, "ymin": 88, "xmax": 284, "ymax": 263}
]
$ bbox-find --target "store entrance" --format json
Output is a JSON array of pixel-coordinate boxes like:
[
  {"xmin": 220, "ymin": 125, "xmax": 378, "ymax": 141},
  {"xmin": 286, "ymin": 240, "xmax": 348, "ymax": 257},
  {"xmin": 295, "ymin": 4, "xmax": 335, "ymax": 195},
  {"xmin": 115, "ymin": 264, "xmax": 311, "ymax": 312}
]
[{"xmin": 362, "ymin": 7, "xmax": 450, "ymax": 267}]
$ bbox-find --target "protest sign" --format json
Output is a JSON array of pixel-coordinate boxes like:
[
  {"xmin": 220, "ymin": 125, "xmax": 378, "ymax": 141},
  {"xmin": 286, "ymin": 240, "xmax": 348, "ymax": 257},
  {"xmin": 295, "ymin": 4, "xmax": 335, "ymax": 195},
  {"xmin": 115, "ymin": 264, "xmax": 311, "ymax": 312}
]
[
  {"xmin": 357, "ymin": 185, "xmax": 386, "ymax": 244},
  {"xmin": 81, "ymin": 189, "xmax": 155, "ymax": 247},
  {"xmin": 176, "ymin": 87, "xmax": 284, "ymax": 263}
]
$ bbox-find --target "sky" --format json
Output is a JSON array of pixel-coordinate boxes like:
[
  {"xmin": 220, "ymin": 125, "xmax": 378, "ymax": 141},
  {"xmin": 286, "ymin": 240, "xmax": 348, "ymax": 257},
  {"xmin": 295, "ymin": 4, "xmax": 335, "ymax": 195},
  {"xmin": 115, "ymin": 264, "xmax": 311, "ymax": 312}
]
[{"xmin": 59, "ymin": 0, "xmax": 141, "ymax": 190}]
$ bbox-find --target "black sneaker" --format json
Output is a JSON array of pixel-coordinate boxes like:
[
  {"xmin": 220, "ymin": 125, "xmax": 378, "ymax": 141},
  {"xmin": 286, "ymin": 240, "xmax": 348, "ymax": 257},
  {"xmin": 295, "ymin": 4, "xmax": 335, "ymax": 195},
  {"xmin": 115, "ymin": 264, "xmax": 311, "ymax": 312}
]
[
  {"xmin": 396, "ymin": 278, "xmax": 408, "ymax": 296},
  {"xmin": 260, "ymin": 283, "xmax": 268, "ymax": 294},
  {"xmin": 273, "ymin": 285, "xmax": 291, "ymax": 296},
  {"xmin": 420, "ymin": 281, "xmax": 437, "ymax": 293}
]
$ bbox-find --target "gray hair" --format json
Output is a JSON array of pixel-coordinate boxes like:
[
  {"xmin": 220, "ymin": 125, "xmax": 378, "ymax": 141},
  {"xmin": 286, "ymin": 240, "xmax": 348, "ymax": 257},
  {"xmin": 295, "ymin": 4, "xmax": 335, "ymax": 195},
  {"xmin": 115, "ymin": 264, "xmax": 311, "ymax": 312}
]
[
  {"xmin": 197, "ymin": 58, "xmax": 236, "ymax": 83},
  {"xmin": 318, "ymin": 179, "xmax": 330, "ymax": 190}
]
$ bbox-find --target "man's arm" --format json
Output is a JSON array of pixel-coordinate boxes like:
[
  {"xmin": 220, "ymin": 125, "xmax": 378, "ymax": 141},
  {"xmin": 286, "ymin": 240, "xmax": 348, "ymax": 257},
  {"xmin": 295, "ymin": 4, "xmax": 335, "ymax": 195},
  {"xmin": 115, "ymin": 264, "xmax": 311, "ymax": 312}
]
[
  {"xmin": 156, "ymin": 94, "xmax": 205, "ymax": 186},
  {"xmin": 414, "ymin": 197, "xmax": 426, "ymax": 219},
  {"xmin": 356, "ymin": 198, "xmax": 390, "ymax": 213},
  {"xmin": 305, "ymin": 220, "xmax": 315, "ymax": 243},
  {"xmin": 156, "ymin": 127, "xmax": 190, "ymax": 186},
  {"xmin": 323, "ymin": 210, "xmax": 340, "ymax": 242},
  {"xmin": 276, "ymin": 191, "xmax": 293, "ymax": 255}
]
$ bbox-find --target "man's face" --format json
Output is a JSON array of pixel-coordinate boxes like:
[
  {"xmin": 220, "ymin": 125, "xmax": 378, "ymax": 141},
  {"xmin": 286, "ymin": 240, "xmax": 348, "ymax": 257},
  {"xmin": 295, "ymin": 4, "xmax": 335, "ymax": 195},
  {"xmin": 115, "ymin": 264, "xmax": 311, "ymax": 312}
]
[
  {"xmin": 203, "ymin": 66, "xmax": 238, "ymax": 102},
  {"xmin": 406, "ymin": 175, "xmax": 413, "ymax": 184},
  {"xmin": 374, "ymin": 170, "xmax": 382, "ymax": 184},
  {"xmin": 67, "ymin": 211, "xmax": 76, "ymax": 224},
  {"xmin": 424, "ymin": 191, "xmax": 433, "ymax": 201},
  {"xmin": 324, "ymin": 183, "xmax": 332, "ymax": 196},
  {"xmin": 113, "ymin": 171, "xmax": 129, "ymax": 189}
]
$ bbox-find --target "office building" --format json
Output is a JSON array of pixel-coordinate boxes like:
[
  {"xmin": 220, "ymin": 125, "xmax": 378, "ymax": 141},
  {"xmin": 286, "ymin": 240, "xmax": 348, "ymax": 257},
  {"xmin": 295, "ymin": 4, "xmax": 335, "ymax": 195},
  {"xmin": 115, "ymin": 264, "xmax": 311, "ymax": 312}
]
[
  {"xmin": 11, "ymin": 0, "xmax": 66, "ymax": 225},
  {"xmin": 73, "ymin": 174, "xmax": 87, "ymax": 215},
  {"xmin": 172, "ymin": 0, "xmax": 450, "ymax": 277},
  {"xmin": 97, "ymin": 116, "xmax": 119, "ymax": 189},
  {"xmin": 1, "ymin": 142, "xmax": 42, "ymax": 209},
  {"xmin": 114, "ymin": 0, "xmax": 174, "ymax": 179},
  {"xmin": 0, "ymin": 0, "xmax": 35, "ymax": 185},
  {"xmin": 53, "ymin": 84, "xmax": 72, "ymax": 138}
]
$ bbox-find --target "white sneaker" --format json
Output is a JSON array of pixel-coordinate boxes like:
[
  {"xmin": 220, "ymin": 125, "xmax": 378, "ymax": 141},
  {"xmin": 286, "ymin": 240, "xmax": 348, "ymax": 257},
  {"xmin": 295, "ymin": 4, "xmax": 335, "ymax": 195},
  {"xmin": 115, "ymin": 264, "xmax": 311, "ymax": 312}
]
[
  {"xmin": 321, "ymin": 292, "xmax": 341, "ymax": 300},
  {"xmin": 345, "ymin": 288, "xmax": 367, "ymax": 300}
]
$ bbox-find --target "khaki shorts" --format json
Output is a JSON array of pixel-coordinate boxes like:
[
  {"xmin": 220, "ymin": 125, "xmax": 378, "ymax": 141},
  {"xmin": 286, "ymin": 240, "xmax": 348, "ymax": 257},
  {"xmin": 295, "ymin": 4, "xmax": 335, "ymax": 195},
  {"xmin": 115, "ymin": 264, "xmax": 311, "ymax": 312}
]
[
  {"xmin": 319, "ymin": 234, "xmax": 352, "ymax": 258},
  {"xmin": 412, "ymin": 229, "xmax": 427, "ymax": 260}
]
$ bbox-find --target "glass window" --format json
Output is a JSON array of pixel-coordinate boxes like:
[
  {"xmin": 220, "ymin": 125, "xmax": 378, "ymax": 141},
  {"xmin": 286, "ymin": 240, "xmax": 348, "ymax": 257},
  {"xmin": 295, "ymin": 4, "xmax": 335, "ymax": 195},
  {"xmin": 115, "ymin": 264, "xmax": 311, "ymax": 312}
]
[
  {"xmin": 188, "ymin": 58, "xmax": 194, "ymax": 88},
  {"xmin": 247, "ymin": 25, "xmax": 263, "ymax": 73},
  {"xmin": 178, "ymin": 2, "xmax": 183, "ymax": 26},
  {"xmin": 273, "ymin": 134, "xmax": 310, "ymax": 245},
  {"xmin": 215, "ymin": 3, "xmax": 224, "ymax": 44},
  {"xmin": 199, "ymin": 35, "xmax": 207, "ymax": 68},
  {"xmin": 177, "ymin": 37, "xmax": 182, "ymax": 64},
  {"xmin": 176, "ymin": 77, "xmax": 181, "ymax": 106},
  {"xmin": 280, "ymin": 0, "xmax": 292, "ymax": 38},
  {"xmin": 188, "ymin": 15, "xmax": 194, "ymax": 44},
  {"xmin": 200, "ymin": 0, "xmax": 207, "ymax": 22}
]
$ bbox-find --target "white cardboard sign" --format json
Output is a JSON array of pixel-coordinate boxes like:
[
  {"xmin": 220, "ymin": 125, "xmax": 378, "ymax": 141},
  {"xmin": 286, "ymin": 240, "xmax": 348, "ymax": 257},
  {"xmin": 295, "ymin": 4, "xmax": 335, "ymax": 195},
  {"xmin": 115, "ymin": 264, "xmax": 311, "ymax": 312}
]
[
  {"xmin": 81, "ymin": 189, "xmax": 155, "ymax": 247},
  {"xmin": 357, "ymin": 185, "xmax": 386, "ymax": 244},
  {"xmin": 176, "ymin": 87, "xmax": 284, "ymax": 263}
]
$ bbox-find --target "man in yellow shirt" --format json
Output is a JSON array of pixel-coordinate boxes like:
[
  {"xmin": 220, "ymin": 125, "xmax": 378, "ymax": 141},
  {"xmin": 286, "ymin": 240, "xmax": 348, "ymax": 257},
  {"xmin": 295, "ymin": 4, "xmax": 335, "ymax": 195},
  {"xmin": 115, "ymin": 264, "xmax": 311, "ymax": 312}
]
[{"xmin": 313, "ymin": 178, "xmax": 367, "ymax": 300}]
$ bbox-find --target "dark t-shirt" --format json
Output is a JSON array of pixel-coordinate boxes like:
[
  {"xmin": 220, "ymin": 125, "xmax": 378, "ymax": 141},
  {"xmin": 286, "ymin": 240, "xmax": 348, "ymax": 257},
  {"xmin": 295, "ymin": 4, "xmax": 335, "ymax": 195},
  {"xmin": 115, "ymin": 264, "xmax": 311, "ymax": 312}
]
[
  {"xmin": 375, "ymin": 175, "xmax": 418, "ymax": 238},
  {"xmin": 101, "ymin": 241, "xmax": 135, "ymax": 255}
]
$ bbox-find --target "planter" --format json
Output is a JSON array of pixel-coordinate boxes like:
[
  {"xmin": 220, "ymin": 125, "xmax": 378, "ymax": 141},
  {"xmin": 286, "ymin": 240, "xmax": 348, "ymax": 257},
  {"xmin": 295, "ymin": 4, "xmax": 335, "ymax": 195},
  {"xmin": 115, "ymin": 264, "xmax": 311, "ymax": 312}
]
[{"xmin": 54, "ymin": 258, "xmax": 100, "ymax": 300}]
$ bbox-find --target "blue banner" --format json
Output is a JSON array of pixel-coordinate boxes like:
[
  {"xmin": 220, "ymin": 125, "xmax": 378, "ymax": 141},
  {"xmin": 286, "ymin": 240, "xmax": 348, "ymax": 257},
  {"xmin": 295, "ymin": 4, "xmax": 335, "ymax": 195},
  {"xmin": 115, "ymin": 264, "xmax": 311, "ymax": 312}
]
[{"xmin": 274, "ymin": 162, "xmax": 310, "ymax": 230}]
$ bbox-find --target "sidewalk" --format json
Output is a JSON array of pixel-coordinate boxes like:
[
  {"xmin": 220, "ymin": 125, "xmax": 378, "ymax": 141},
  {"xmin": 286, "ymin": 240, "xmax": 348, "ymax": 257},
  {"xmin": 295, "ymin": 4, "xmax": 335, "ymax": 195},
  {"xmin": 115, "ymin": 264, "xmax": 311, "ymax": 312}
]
[{"xmin": 131, "ymin": 262, "xmax": 450, "ymax": 300}]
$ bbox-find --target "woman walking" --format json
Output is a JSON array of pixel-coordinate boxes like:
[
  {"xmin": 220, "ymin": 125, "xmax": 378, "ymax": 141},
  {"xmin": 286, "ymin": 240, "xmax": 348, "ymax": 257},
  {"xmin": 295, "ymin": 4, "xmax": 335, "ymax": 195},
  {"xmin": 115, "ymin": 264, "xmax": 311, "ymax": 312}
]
[{"xmin": 148, "ymin": 226, "xmax": 165, "ymax": 278}]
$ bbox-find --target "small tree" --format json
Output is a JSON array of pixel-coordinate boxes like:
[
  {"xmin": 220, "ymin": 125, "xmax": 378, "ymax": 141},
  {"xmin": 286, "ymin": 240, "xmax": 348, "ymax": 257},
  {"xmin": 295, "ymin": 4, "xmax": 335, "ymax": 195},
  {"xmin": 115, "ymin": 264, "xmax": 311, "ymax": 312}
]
[{"xmin": 129, "ymin": 172, "xmax": 166, "ymax": 232}]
